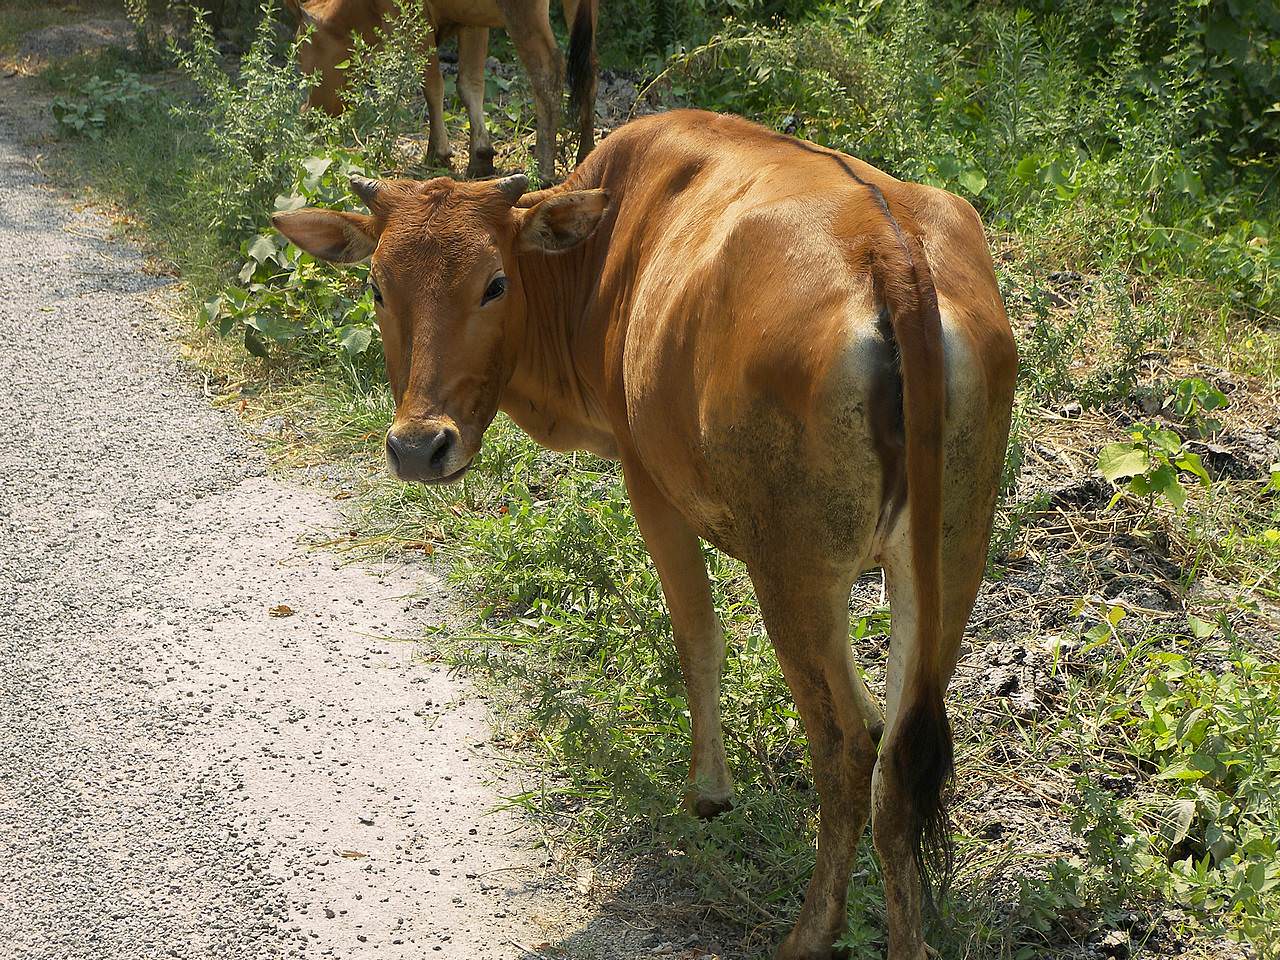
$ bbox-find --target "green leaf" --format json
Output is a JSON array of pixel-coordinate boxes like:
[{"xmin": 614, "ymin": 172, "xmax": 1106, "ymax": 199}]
[
  {"xmin": 338, "ymin": 325, "xmax": 373, "ymax": 355},
  {"xmin": 958, "ymin": 168, "xmax": 987, "ymax": 196},
  {"xmin": 247, "ymin": 314, "xmax": 304, "ymax": 341},
  {"xmin": 1099, "ymin": 442, "xmax": 1149, "ymax": 482},
  {"xmin": 200, "ymin": 297, "xmax": 222, "ymax": 325},
  {"xmin": 1176, "ymin": 451, "xmax": 1211, "ymax": 487},
  {"xmin": 247, "ymin": 234, "xmax": 279, "ymax": 263},
  {"xmin": 1188, "ymin": 752, "xmax": 1218, "ymax": 774},
  {"xmin": 1163, "ymin": 797, "xmax": 1196, "ymax": 846},
  {"xmin": 1157, "ymin": 763, "xmax": 1207, "ymax": 781},
  {"xmin": 1149, "ymin": 463, "xmax": 1187, "ymax": 509},
  {"xmin": 1187, "ymin": 615, "xmax": 1216, "ymax": 639},
  {"xmin": 1014, "ymin": 154, "xmax": 1040, "ymax": 182},
  {"xmin": 243, "ymin": 327, "xmax": 269, "ymax": 358},
  {"xmin": 301, "ymin": 155, "xmax": 333, "ymax": 191},
  {"xmin": 1149, "ymin": 427, "xmax": 1184, "ymax": 455}
]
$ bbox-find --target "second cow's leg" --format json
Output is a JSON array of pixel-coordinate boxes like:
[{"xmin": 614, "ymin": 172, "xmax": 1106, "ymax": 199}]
[
  {"xmin": 496, "ymin": 0, "xmax": 561, "ymax": 183},
  {"xmin": 457, "ymin": 26, "xmax": 495, "ymax": 177},
  {"xmin": 754, "ymin": 565, "xmax": 878, "ymax": 960},
  {"xmin": 624, "ymin": 462, "xmax": 734, "ymax": 817},
  {"xmin": 424, "ymin": 30, "xmax": 451, "ymax": 167}
]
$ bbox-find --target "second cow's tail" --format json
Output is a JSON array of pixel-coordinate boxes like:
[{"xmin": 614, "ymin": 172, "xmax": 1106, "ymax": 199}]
[
  {"xmin": 567, "ymin": 0, "xmax": 597, "ymax": 111},
  {"xmin": 873, "ymin": 197, "xmax": 954, "ymax": 906}
]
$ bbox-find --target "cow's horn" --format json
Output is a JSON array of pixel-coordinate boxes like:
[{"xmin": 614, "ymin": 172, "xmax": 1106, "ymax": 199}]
[
  {"xmin": 351, "ymin": 177, "xmax": 382, "ymax": 208},
  {"xmin": 493, "ymin": 174, "xmax": 528, "ymax": 206}
]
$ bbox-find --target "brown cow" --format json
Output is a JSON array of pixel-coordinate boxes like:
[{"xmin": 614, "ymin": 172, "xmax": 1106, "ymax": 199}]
[
  {"xmin": 273, "ymin": 109, "xmax": 1018, "ymax": 959},
  {"xmin": 283, "ymin": 0, "xmax": 597, "ymax": 183}
]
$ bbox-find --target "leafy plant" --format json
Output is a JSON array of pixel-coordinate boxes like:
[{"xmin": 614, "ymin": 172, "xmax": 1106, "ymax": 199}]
[
  {"xmin": 169, "ymin": 0, "xmax": 314, "ymax": 241},
  {"xmin": 330, "ymin": 0, "xmax": 435, "ymax": 170},
  {"xmin": 1169, "ymin": 376, "xmax": 1228, "ymax": 437},
  {"xmin": 201, "ymin": 151, "xmax": 379, "ymax": 360},
  {"xmin": 51, "ymin": 70, "xmax": 153, "ymax": 139},
  {"xmin": 1099, "ymin": 423, "xmax": 1211, "ymax": 511},
  {"xmin": 1132, "ymin": 648, "xmax": 1280, "ymax": 938}
]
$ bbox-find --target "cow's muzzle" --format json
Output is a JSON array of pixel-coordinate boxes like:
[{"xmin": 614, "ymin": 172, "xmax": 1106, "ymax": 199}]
[{"xmin": 385, "ymin": 423, "xmax": 471, "ymax": 484}]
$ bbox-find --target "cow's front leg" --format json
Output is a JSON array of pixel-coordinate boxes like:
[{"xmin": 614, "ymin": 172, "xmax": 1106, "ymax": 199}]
[
  {"xmin": 624, "ymin": 460, "xmax": 733, "ymax": 818},
  {"xmin": 457, "ymin": 26, "xmax": 495, "ymax": 177}
]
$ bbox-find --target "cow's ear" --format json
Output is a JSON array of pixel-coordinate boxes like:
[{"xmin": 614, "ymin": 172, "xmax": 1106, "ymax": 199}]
[
  {"xmin": 282, "ymin": 0, "xmax": 319, "ymax": 26},
  {"xmin": 272, "ymin": 209, "xmax": 377, "ymax": 263},
  {"xmin": 515, "ymin": 189, "xmax": 609, "ymax": 254}
]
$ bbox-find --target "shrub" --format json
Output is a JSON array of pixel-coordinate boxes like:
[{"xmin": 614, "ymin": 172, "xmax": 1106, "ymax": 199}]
[
  {"xmin": 169, "ymin": 1, "xmax": 313, "ymax": 241},
  {"xmin": 201, "ymin": 149, "xmax": 380, "ymax": 362},
  {"xmin": 1133, "ymin": 649, "xmax": 1280, "ymax": 941}
]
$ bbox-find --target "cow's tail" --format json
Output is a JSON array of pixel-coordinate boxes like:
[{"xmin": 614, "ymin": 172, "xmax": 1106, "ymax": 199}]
[
  {"xmin": 567, "ymin": 0, "xmax": 597, "ymax": 111},
  {"xmin": 873, "ymin": 194, "xmax": 954, "ymax": 907}
]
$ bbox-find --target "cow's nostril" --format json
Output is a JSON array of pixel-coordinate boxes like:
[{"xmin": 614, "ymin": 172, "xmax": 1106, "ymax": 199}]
[
  {"xmin": 385, "ymin": 432, "xmax": 403, "ymax": 472},
  {"xmin": 426, "ymin": 428, "xmax": 454, "ymax": 468}
]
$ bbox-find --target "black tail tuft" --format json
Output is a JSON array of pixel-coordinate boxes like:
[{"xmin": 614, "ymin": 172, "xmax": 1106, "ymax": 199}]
[
  {"xmin": 567, "ymin": 1, "xmax": 595, "ymax": 111},
  {"xmin": 894, "ymin": 683, "xmax": 956, "ymax": 911}
]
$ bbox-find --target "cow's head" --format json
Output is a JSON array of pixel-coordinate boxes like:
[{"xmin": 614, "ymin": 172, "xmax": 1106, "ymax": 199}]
[
  {"xmin": 272, "ymin": 175, "xmax": 608, "ymax": 483},
  {"xmin": 285, "ymin": 0, "xmax": 357, "ymax": 115}
]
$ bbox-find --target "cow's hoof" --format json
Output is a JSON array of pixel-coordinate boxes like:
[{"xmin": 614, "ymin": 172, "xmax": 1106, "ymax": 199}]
[
  {"xmin": 427, "ymin": 145, "xmax": 452, "ymax": 169},
  {"xmin": 774, "ymin": 931, "xmax": 847, "ymax": 960},
  {"xmin": 685, "ymin": 789, "xmax": 734, "ymax": 821},
  {"xmin": 466, "ymin": 148, "xmax": 496, "ymax": 179}
]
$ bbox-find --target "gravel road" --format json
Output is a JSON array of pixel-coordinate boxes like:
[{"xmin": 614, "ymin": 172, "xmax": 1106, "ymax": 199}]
[{"xmin": 0, "ymin": 109, "xmax": 574, "ymax": 958}]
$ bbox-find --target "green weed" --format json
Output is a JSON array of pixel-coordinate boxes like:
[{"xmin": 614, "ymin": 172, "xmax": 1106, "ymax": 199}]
[
  {"xmin": 1099, "ymin": 424, "xmax": 1212, "ymax": 512},
  {"xmin": 50, "ymin": 68, "xmax": 153, "ymax": 138}
]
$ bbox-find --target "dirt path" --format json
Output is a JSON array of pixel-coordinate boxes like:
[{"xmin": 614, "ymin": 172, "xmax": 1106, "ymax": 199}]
[{"xmin": 0, "ymin": 108, "xmax": 580, "ymax": 959}]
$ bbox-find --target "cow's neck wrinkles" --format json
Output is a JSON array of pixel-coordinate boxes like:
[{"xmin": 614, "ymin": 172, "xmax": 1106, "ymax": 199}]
[{"xmin": 500, "ymin": 235, "xmax": 616, "ymax": 458}]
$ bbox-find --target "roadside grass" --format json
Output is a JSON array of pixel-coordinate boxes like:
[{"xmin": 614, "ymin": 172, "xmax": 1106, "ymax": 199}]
[{"xmin": 11, "ymin": 0, "xmax": 1280, "ymax": 957}]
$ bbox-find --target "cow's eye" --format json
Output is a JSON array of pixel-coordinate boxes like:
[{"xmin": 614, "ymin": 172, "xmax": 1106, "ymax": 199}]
[
  {"xmin": 369, "ymin": 280, "xmax": 383, "ymax": 306},
  {"xmin": 481, "ymin": 274, "xmax": 507, "ymax": 305}
]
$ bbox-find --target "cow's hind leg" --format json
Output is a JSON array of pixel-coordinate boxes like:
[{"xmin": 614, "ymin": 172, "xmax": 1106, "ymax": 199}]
[
  {"xmin": 457, "ymin": 26, "xmax": 495, "ymax": 177},
  {"xmin": 873, "ymin": 391, "xmax": 1009, "ymax": 960},
  {"xmin": 753, "ymin": 566, "xmax": 877, "ymax": 960},
  {"xmin": 496, "ymin": 0, "xmax": 561, "ymax": 184},
  {"xmin": 424, "ymin": 30, "xmax": 451, "ymax": 167}
]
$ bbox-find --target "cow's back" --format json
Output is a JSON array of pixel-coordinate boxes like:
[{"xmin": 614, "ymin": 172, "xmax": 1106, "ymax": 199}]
[{"xmin": 576, "ymin": 111, "xmax": 1015, "ymax": 566}]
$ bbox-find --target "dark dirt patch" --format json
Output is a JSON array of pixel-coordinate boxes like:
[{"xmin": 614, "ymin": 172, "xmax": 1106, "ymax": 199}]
[{"xmin": 16, "ymin": 18, "xmax": 132, "ymax": 65}]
